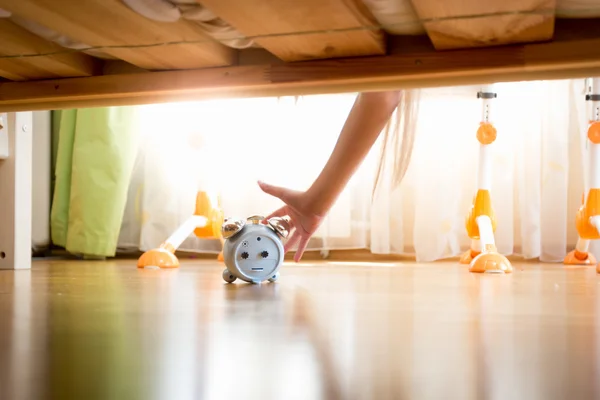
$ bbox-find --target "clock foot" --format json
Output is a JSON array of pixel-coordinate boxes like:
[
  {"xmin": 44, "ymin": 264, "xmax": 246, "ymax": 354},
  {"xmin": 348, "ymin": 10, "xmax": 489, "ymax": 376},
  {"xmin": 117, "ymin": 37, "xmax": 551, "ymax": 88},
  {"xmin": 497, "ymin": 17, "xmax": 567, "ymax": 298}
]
[{"xmin": 222, "ymin": 269, "xmax": 236, "ymax": 283}]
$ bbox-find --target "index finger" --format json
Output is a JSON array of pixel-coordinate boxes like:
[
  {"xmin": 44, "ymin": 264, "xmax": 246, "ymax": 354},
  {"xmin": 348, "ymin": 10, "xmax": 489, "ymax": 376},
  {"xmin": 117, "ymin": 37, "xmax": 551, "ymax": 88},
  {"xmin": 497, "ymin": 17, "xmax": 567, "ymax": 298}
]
[{"xmin": 263, "ymin": 205, "xmax": 288, "ymax": 222}]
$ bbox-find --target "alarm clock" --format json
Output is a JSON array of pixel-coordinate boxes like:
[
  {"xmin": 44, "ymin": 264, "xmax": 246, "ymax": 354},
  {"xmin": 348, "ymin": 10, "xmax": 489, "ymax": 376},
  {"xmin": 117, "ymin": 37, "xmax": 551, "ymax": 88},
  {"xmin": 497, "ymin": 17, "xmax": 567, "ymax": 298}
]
[{"xmin": 221, "ymin": 215, "xmax": 290, "ymax": 284}]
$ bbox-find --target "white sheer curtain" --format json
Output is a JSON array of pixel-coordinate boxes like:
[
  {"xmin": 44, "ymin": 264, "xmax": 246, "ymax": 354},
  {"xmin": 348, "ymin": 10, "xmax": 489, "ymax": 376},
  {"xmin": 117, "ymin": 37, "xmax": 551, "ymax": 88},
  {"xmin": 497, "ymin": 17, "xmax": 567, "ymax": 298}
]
[{"xmin": 118, "ymin": 79, "xmax": 598, "ymax": 262}]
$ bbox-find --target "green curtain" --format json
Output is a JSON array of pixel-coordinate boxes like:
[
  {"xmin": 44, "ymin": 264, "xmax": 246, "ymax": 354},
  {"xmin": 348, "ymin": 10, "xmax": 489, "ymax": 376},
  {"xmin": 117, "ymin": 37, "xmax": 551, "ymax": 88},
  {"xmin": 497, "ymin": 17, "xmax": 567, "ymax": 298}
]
[{"xmin": 51, "ymin": 107, "xmax": 140, "ymax": 257}]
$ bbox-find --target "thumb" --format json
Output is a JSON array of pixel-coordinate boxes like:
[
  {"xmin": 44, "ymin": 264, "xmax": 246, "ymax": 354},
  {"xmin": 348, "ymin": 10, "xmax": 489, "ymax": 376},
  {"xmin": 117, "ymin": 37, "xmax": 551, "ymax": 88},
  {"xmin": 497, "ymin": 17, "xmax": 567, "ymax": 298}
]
[{"xmin": 257, "ymin": 180, "xmax": 291, "ymax": 203}]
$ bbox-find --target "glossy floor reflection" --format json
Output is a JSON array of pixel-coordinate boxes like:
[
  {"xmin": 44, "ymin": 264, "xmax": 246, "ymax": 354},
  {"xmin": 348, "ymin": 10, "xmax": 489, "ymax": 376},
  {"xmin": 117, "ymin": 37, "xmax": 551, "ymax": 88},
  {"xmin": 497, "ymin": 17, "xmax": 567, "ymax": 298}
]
[{"xmin": 1, "ymin": 260, "xmax": 599, "ymax": 400}]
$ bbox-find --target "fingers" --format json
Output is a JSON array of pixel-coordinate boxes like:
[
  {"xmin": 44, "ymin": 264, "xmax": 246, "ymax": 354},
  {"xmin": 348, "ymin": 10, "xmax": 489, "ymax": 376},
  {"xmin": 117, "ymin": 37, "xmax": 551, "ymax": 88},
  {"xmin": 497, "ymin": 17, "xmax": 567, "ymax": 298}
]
[
  {"xmin": 257, "ymin": 181, "xmax": 290, "ymax": 203},
  {"xmin": 264, "ymin": 204, "xmax": 301, "ymax": 230},
  {"xmin": 263, "ymin": 206, "xmax": 288, "ymax": 221},
  {"xmin": 258, "ymin": 180, "xmax": 310, "ymax": 261},
  {"xmin": 284, "ymin": 207, "xmax": 302, "ymax": 224},
  {"xmin": 294, "ymin": 236, "xmax": 310, "ymax": 262},
  {"xmin": 284, "ymin": 231, "xmax": 310, "ymax": 262},
  {"xmin": 284, "ymin": 231, "xmax": 300, "ymax": 252}
]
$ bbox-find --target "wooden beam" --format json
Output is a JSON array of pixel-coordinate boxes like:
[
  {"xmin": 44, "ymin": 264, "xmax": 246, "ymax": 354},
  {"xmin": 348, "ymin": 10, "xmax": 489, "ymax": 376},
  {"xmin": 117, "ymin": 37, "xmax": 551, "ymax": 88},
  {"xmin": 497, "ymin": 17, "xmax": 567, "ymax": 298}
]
[
  {"xmin": 409, "ymin": 0, "xmax": 556, "ymax": 50},
  {"xmin": 0, "ymin": 0, "xmax": 235, "ymax": 70},
  {"xmin": 1, "ymin": 19, "xmax": 600, "ymax": 112},
  {"xmin": 196, "ymin": 0, "xmax": 385, "ymax": 61},
  {"xmin": 0, "ymin": 19, "xmax": 99, "ymax": 81}
]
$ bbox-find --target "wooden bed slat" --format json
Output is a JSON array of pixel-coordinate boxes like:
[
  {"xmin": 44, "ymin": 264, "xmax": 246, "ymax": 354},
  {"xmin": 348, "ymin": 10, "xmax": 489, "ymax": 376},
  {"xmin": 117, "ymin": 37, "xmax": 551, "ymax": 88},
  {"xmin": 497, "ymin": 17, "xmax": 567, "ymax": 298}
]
[
  {"xmin": 0, "ymin": 0, "xmax": 236, "ymax": 70},
  {"xmin": 196, "ymin": 0, "xmax": 386, "ymax": 61},
  {"xmin": 409, "ymin": 0, "xmax": 557, "ymax": 50},
  {"xmin": 0, "ymin": 19, "xmax": 98, "ymax": 81},
  {"xmin": 1, "ymin": 18, "xmax": 600, "ymax": 112}
]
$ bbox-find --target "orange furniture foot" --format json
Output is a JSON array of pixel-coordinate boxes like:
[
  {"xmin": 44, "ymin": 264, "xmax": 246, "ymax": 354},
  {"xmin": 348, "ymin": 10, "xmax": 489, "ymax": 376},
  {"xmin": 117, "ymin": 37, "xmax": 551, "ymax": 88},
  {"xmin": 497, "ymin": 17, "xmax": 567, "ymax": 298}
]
[
  {"xmin": 564, "ymin": 250, "xmax": 597, "ymax": 266},
  {"xmin": 460, "ymin": 249, "xmax": 480, "ymax": 264},
  {"xmin": 469, "ymin": 245, "xmax": 512, "ymax": 274},
  {"xmin": 137, "ymin": 245, "xmax": 180, "ymax": 269}
]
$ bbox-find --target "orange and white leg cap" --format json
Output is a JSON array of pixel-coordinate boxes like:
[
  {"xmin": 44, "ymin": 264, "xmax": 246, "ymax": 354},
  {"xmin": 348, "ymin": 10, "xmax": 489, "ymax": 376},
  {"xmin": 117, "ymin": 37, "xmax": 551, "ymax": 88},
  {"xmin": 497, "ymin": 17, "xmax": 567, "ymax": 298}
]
[
  {"xmin": 564, "ymin": 249, "xmax": 596, "ymax": 266},
  {"xmin": 469, "ymin": 245, "xmax": 512, "ymax": 274},
  {"xmin": 137, "ymin": 243, "xmax": 180, "ymax": 269}
]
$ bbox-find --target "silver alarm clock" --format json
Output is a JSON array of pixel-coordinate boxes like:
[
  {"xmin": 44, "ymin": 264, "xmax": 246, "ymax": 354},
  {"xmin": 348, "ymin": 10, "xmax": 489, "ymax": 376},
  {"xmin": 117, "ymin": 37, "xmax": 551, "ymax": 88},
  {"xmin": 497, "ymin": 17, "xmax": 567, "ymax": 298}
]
[{"xmin": 221, "ymin": 215, "xmax": 290, "ymax": 284}]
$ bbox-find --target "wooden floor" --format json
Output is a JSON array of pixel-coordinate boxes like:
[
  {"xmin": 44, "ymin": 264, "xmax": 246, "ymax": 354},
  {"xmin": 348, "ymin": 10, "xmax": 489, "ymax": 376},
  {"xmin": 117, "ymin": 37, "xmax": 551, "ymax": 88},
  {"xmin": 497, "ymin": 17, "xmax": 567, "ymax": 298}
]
[{"xmin": 1, "ymin": 259, "xmax": 599, "ymax": 400}]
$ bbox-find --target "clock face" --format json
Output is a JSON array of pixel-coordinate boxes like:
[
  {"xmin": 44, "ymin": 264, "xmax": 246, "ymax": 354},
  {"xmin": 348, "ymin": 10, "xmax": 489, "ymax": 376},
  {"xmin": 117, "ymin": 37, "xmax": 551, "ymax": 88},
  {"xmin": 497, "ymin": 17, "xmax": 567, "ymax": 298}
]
[{"xmin": 232, "ymin": 228, "xmax": 281, "ymax": 281}]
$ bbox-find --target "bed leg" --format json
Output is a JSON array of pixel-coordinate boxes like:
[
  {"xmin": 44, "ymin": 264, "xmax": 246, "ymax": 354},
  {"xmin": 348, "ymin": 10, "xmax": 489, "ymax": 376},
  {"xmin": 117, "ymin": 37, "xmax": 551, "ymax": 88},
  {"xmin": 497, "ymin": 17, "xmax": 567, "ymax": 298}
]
[
  {"xmin": 0, "ymin": 112, "xmax": 33, "ymax": 270},
  {"xmin": 565, "ymin": 78, "xmax": 600, "ymax": 270},
  {"xmin": 461, "ymin": 85, "xmax": 512, "ymax": 273}
]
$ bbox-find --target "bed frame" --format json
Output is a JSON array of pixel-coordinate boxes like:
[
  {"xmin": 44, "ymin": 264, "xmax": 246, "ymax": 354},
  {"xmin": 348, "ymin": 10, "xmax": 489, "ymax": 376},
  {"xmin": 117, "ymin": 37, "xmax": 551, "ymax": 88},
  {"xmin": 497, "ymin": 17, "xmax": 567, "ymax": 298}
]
[{"xmin": 0, "ymin": 0, "xmax": 599, "ymax": 269}]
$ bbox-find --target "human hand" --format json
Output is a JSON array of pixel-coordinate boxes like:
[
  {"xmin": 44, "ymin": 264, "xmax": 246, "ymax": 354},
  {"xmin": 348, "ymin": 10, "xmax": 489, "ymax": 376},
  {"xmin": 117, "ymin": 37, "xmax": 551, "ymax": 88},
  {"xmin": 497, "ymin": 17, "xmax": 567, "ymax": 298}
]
[{"xmin": 258, "ymin": 181, "xmax": 326, "ymax": 262}]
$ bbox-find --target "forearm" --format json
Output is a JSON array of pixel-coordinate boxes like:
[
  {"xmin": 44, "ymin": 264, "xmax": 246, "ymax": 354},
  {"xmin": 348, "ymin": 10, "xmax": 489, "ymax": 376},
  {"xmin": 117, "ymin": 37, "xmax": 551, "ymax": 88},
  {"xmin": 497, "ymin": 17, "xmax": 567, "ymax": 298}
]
[{"xmin": 306, "ymin": 91, "xmax": 401, "ymax": 215}]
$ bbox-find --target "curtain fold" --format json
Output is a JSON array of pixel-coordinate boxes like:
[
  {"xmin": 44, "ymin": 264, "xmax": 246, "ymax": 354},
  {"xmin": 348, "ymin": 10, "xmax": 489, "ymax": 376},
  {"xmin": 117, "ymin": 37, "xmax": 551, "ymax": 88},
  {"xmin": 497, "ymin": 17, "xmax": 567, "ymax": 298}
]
[
  {"xmin": 371, "ymin": 89, "xmax": 420, "ymax": 255},
  {"xmin": 51, "ymin": 107, "xmax": 140, "ymax": 257},
  {"xmin": 112, "ymin": 79, "xmax": 595, "ymax": 263}
]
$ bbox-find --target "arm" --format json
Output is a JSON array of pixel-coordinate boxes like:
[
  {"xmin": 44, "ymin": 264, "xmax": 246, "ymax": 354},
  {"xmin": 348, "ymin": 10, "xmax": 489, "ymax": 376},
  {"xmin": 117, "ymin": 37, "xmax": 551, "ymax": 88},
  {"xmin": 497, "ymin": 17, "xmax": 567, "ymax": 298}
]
[
  {"xmin": 258, "ymin": 90, "xmax": 401, "ymax": 261},
  {"xmin": 305, "ymin": 91, "xmax": 402, "ymax": 215}
]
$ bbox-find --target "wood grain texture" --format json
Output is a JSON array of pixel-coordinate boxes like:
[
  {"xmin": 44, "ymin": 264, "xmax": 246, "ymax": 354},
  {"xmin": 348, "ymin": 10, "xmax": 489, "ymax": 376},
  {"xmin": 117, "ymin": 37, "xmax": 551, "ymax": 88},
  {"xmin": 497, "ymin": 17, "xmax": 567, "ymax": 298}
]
[
  {"xmin": 196, "ymin": 0, "xmax": 386, "ymax": 61},
  {"xmin": 0, "ymin": 0, "xmax": 236, "ymax": 70},
  {"xmin": 0, "ymin": 19, "xmax": 98, "ymax": 81},
  {"xmin": 409, "ymin": 0, "xmax": 557, "ymax": 49},
  {"xmin": 0, "ymin": 19, "xmax": 599, "ymax": 112},
  {"xmin": 1, "ymin": 259, "xmax": 600, "ymax": 399}
]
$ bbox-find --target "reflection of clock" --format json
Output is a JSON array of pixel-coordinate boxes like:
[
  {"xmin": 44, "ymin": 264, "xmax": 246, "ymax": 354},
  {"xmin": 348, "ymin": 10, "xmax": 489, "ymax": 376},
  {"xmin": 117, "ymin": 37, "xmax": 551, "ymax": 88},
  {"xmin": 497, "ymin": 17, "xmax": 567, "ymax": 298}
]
[{"xmin": 221, "ymin": 215, "xmax": 290, "ymax": 284}]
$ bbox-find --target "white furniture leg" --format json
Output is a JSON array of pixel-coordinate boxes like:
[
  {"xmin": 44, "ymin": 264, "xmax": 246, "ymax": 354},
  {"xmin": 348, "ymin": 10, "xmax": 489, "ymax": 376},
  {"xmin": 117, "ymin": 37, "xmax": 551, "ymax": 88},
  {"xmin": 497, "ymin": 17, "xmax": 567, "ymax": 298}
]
[
  {"xmin": 0, "ymin": 112, "xmax": 32, "ymax": 270},
  {"xmin": 460, "ymin": 85, "xmax": 496, "ymax": 265},
  {"xmin": 564, "ymin": 77, "xmax": 600, "ymax": 267},
  {"xmin": 461, "ymin": 85, "xmax": 512, "ymax": 273}
]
